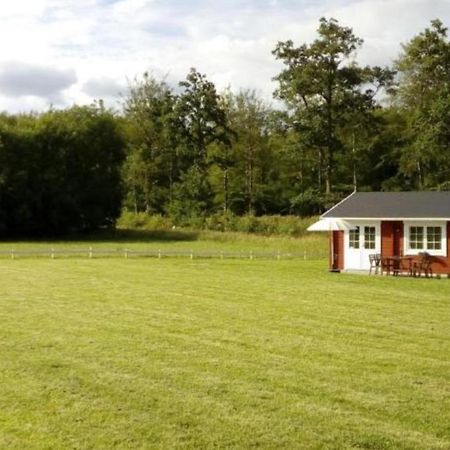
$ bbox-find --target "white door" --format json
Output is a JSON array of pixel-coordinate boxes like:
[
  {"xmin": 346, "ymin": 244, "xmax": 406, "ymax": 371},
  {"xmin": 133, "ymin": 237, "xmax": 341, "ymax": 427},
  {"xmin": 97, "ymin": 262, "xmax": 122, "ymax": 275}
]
[{"xmin": 345, "ymin": 223, "xmax": 380, "ymax": 270}]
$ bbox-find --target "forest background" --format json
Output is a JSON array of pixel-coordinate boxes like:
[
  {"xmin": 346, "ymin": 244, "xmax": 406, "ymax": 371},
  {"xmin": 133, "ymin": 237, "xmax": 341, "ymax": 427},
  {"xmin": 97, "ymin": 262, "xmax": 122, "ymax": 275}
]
[{"xmin": 0, "ymin": 18, "xmax": 449, "ymax": 235}]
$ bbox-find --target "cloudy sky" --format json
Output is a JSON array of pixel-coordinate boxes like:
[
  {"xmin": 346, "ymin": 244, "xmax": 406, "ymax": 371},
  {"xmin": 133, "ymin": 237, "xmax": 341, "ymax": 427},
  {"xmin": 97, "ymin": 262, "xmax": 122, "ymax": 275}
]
[{"xmin": 0, "ymin": 0, "xmax": 449, "ymax": 112}]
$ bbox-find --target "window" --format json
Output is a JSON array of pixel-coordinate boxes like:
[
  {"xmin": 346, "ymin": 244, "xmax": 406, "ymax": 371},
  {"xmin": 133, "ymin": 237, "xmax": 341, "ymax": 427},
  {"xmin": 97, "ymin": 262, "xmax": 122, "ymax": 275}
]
[
  {"xmin": 426, "ymin": 226, "xmax": 442, "ymax": 250},
  {"xmin": 405, "ymin": 223, "xmax": 446, "ymax": 256},
  {"xmin": 364, "ymin": 226, "xmax": 376, "ymax": 249},
  {"xmin": 410, "ymin": 226, "xmax": 424, "ymax": 249},
  {"xmin": 349, "ymin": 227, "xmax": 360, "ymax": 248}
]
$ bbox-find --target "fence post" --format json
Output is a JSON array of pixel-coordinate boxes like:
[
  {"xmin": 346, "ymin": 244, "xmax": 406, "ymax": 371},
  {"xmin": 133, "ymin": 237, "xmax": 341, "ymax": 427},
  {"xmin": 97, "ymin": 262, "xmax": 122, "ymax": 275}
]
[
  {"xmin": 250, "ymin": 251, "xmax": 253, "ymax": 261},
  {"xmin": 158, "ymin": 249, "xmax": 161, "ymax": 259},
  {"xmin": 11, "ymin": 249, "xmax": 15, "ymax": 260},
  {"xmin": 89, "ymin": 246, "xmax": 93, "ymax": 259},
  {"xmin": 190, "ymin": 249, "xmax": 194, "ymax": 260},
  {"xmin": 125, "ymin": 248, "xmax": 128, "ymax": 259},
  {"xmin": 277, "ymin": 250, "xmax": 281, "ymax": 261},
  {"xmin": 303, "ymin": 250, "xmax": 307, "ymax": 260},
  {"xmin": 51, "ymin": 248, "xmax": 55, "ymax": 259}
]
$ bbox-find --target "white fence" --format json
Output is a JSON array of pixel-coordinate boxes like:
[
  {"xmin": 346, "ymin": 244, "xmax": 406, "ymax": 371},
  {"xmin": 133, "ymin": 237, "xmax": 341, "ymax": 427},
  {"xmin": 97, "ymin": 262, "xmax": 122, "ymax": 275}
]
[{"xmin": 0, "ymin": 247, "xmax": 326, "ymax": 260}]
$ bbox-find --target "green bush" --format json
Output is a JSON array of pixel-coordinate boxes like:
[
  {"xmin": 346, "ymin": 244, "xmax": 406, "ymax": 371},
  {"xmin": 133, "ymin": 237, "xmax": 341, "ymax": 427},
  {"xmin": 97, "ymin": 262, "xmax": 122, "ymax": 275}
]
[
  {"xmin": 117, "ymin": 211, "xmax": 173, "ymax": 230},
  {"xmin": 118, "ymin": 211, "xmax": 318, "ymax": 237}
]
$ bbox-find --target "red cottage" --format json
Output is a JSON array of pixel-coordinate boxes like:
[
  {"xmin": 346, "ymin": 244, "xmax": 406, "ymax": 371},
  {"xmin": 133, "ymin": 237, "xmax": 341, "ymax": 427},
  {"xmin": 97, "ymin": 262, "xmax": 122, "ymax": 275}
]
[{"xmin": 317, "ymin": 192, "xmax": 450, "ymax": 274}]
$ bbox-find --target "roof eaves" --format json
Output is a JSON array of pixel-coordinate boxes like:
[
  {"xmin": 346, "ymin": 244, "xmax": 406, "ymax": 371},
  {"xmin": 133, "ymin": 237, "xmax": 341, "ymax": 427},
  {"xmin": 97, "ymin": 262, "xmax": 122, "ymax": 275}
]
[{"xmin": 320, "ymin": 190, "xmax": 356, "ymax": 219}]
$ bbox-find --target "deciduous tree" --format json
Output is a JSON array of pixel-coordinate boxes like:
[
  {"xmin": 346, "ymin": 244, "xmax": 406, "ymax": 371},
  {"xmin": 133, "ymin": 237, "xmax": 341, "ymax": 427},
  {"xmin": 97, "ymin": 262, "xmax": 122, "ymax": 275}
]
[
  {"xmin": 394, "ymin": 20, "xmax": 450, "ymax": 188},
  {"xmin": 273, "ymin": 17, "xmax": 394, "ymax": 194}
]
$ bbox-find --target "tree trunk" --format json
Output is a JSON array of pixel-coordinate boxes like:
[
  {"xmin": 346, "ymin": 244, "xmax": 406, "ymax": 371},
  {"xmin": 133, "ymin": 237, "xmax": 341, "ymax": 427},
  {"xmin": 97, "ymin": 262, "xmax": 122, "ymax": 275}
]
[
  {"xmin": 325, "ymin": 163, "xmax": 331, "ymax": 195},
  {"xmin": 417, "ymin": 159, "xmax": 424, "ymax": 190},
  {"xmin": 168, "ymin": 156, "xmax": 174, "ymax": 208},
  {"xmin": 133, "ymin": 185, "xmax": 138, "ymax": 214},
  {"xmin": 317, "ymin": 148, "xmax": 322, "ymax": 192},
  {"xmin": 223, "ymin": 167, "xmax": 229, "ymax": 213},
  {"xmin": 246, "ymin": 148, "xmax": 255, "ymax": 215},
  {"xmin": 325, "ymin": 73, "xmax": 334, "ymax": 194},
  {"xmin": 144, "ymin": 170, "xmax": 150, "ymax": 212}
]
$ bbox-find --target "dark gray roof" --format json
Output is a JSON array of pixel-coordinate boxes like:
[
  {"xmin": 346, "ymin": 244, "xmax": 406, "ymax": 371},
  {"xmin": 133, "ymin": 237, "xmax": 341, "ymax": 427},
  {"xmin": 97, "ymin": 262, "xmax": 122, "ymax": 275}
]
[{"xmin": 322, "ymin": 192, "xmax": 450, "ymax": 219}]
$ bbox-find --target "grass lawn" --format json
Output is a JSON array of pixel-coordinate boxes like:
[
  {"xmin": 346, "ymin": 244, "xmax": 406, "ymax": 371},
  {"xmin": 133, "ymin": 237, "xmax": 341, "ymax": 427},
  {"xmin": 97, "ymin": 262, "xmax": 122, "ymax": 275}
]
[{"xmin": 0, "ymin": 256, "xmax": 449, "ymax": 449}]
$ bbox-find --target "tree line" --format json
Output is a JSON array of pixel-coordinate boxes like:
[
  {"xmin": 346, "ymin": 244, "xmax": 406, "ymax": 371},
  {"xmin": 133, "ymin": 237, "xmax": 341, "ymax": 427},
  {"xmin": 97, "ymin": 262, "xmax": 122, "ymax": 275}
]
[{"xmin": 0, "ymin": 18, "xmax": 449, "ymax": 235}]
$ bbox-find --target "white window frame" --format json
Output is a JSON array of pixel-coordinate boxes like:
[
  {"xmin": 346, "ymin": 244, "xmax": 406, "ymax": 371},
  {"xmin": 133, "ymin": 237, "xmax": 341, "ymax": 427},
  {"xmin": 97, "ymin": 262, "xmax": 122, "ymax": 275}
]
[
  {"xmin": 404, "ymin": 221, "xmax": 447, "ymax": 256},
  {"xmin": 349, "ymin": 226, "xmax": 360, "ymax": 249},
  {"xmin": 363, "ymin": 225, "xmax": 376, "ymax": 250}
]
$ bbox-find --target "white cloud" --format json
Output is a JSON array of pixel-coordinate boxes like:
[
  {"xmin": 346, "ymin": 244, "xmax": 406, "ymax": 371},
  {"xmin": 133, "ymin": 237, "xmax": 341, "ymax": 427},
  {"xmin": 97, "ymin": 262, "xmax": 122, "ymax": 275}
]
[
  {"xmin": 328, "ymin": 0, "xmax": 450, "ymax": 66},
  {"xmin": 0, "ymin": 61, "xmax": 76, "ymax": 102},
  {"xmin": 82, "ymin": 76, "xmax": 126, "ymax": 98},
  {"xmin": 0, "ymin": 1, "xmax": 49, "ymax": 18},
  {"xmin": 0, "ymin": 0, "xmax": 449, "ymax": 112}
]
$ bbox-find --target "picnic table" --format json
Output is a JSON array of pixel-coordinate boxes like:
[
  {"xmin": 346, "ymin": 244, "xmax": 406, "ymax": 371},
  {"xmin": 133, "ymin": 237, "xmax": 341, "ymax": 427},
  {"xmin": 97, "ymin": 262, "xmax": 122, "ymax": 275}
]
[{"xmin": 381, "ymin": 255, "xmax": 414, "ymax": 276}]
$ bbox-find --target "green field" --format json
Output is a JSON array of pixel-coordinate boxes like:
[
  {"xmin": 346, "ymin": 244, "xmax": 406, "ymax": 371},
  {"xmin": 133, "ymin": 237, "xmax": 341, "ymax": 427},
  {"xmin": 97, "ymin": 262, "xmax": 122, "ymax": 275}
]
[
  {"xmin": 1, "ymin": 240, "xmax": 450, "ymax": 448},
  {"xmin": 0, "ymin": 229, "xmax": 326, "ymax": 257}
]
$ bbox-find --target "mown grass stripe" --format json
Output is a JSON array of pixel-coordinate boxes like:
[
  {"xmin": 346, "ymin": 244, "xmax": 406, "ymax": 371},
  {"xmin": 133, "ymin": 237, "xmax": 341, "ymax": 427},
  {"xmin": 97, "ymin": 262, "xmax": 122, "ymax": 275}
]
[{"xmin": 0, "ymin": 258, "xmax": 449, "ymax": 449}]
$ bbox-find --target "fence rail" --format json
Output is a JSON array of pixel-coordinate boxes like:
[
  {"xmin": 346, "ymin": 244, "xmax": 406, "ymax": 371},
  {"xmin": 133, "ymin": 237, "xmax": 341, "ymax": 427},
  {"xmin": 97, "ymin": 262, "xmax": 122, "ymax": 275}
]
[{"xmin": 0, "ymin": 247, "xmax": 326, "ymax": 261}]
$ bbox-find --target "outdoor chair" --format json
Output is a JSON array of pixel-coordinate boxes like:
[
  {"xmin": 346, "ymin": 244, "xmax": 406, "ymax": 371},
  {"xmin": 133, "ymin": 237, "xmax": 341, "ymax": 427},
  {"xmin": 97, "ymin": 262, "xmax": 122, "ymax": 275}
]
[
  {"xmin": 369, "ymin": 253, "xmax": 382, "ymax": 275},
  {"xmin": 382, "ymin": 256, "xmax": 400, "ymax": 276},
  {"xmin": 412, "ymin": 252, "xmax": 433, "ymax": 278},
  {"xmin": 380, "ymin": 256, "xmax": 392, "ymax": 275}
]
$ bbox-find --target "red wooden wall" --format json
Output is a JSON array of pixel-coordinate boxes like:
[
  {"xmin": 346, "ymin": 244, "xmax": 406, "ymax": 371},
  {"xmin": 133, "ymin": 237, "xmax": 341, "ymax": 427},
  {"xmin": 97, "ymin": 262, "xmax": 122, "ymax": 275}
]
[
  {"xmin": 381, "ymin": 220, "xmax": 450, "ymax": 275},
  {"xmin": 381, "ymin": 221, "xmax": 404, "ymax": 257}
]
